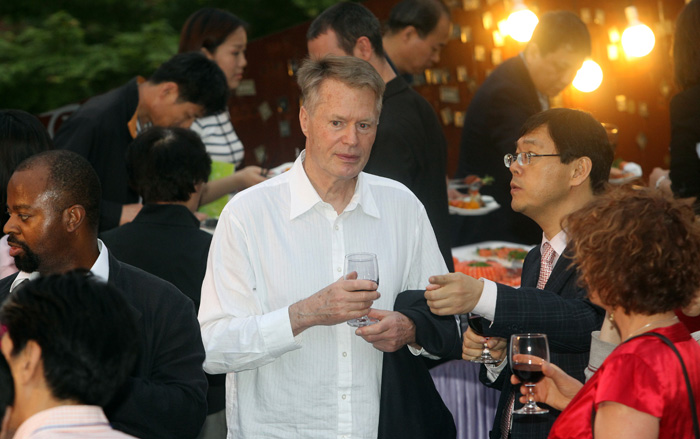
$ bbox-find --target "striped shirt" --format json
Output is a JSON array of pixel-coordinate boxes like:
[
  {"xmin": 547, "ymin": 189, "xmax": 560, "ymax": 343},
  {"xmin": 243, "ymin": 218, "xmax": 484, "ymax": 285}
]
[
  {"xmin": 13, "ymin": 406, "xmax": 138, "ymax": 439},
  {"xmin": 191, "ymin": 110, "xmax": 244, "ymax": 167}
]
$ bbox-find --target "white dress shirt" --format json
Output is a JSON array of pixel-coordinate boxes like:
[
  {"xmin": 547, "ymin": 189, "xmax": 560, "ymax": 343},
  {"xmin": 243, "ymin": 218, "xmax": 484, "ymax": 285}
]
[{"xmin": 198, "ymin": 151, "xmax": 447, "ymax": 439}]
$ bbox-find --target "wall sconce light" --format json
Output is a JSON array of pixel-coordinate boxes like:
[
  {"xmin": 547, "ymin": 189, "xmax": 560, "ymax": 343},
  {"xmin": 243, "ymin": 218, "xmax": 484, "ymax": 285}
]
[
  {"xmin": 506, "ymin": 0, "xmax": 539, "ymax": 43},
  {"xmin": 573, "ymin": 59, "xmax": 603, "ymax": 92},
  {"xmin": 621, "ymin": 6, "xmax": 655, "ymax": 57}
]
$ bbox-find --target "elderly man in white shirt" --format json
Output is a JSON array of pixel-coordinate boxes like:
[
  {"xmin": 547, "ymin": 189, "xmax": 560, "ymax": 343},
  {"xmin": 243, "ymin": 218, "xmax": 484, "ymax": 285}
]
[{"xmin": 198, "ymin": 55, "xmax": 448, "ymax": 438}]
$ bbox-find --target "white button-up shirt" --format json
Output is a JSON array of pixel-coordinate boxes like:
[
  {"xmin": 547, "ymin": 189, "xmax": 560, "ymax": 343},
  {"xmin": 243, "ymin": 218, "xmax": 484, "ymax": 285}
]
[{"xmin": 198, "ymin": 152, "xmax": 447, "ymax": 439}]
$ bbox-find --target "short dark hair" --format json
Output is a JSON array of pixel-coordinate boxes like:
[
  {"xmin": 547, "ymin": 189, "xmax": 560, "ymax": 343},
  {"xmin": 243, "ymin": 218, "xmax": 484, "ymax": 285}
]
[
  {"xmin": 307, "ymin": 2, "xmax": 384, "ymax": 57},
  {"xmin": 673, "ymin": 0, "xmax": 700, "ymax": 90},
  {"xmin": 127, "ymin": 127, "xmax": 212, "ymax": 203},
  {"xmin": 149, "ymin": 52, "xmax": 228, "ymax": 116},
  {"xmin": 529, "ymin": 11, "xmax": 591, "ymax": 57},
  {"xmin": 385, "ymin": 0, "xmax": 450, "ymax": 38},
  {"xmin": 0, "ymin": 109, "xmax": 53, "ymax": 226},
  {"xmin": 15, "ymin": 150, "xmax": 101, "ymax": 232},
  {"xmin": 0, "ymin": 356, "xmax": 13, "ymax": 422},
  {"xmin": 567, "ymin": 187, "xmax": 700, "ymax": 315},
  {"xmin": 179, "ymin": 8, "xmax": 249, "ymax": 54},
  {"xmin": 0, "ymin": 270, "xmax": 139, "ymax": 406},
  {"xmin": 519, "ymin": 108, "xmax": 613, "ymax": 194}
]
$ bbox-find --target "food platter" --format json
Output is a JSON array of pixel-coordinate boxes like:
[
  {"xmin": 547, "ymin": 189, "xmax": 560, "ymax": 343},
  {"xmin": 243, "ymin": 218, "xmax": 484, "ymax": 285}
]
[
  {"xmin": 448, "ymin": 195, "xmax": 500, "ymax": 216},
  {"xmin": 452, "ymin": 241, "xmax": 535, "ymax": 287}
]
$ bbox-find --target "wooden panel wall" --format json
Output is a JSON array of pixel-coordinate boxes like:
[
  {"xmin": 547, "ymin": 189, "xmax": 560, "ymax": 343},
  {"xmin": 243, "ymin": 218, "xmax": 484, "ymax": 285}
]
[{"xmin": 233, "ymin": 0, "xmax": 685, "ymax": 179}]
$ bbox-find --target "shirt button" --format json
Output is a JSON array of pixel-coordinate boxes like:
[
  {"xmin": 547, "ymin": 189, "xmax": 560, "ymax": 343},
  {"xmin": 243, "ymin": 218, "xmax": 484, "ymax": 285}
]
[
  {"xmin": 342, "ymin": 394, "xmax": 347, "ymax": 400},
  {"xmin": 342, "ymin": 352, "xmax": 347, "ymax": 357},
  {"xmin": 337, "ymin": 267, "xmax": 342, "ymax": 273},
  {"xmin": 335, "ymin": 225, "xmax": 339, "ymax": 230}
]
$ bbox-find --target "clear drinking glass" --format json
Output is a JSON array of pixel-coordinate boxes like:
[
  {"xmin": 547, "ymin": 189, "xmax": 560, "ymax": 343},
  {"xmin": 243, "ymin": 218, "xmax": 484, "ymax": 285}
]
[
  {"xmin": 509, "ymin": 333, "xmax": 550, "ymax": 415},
  {"xmin": 467, "ymin": 313, "xmax": 500, "ymax": 364},
  {"xmin": 344, "ymin": 252, "xmax": 379, "ymax": 327}
]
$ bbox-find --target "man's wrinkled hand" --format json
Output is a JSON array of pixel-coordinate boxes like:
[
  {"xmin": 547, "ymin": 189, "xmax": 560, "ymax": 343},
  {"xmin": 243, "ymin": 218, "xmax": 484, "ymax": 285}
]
[
  {"xmin": 355, "ymin": 309, "xmax": 416, "ymax": 352},
  {"xmin": 424, "ymin": 273, "xmax": 484, "ymax": 316},
  {"xmin": 289, "ymin": 277, "xmax": 379, "ymax": 336}
]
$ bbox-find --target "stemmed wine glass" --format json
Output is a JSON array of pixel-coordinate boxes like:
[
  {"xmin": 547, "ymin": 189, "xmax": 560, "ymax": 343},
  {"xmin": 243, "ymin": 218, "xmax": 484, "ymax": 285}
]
[
  {"xmin": 467, "ymin": 313, "xmax": 500, "ymax": 364},
  {"xmin": 509, "ymin": 333, "xmax": 550, "ymax": 415},
  {"xmin": 344, "ymin": 252, "xmax": 379, "ymax": 327}
]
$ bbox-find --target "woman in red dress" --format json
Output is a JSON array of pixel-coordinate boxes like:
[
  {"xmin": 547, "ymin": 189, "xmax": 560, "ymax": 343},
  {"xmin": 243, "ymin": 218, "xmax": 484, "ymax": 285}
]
[{"xmin": 513, "ymin": 187, "xmax": 700, "ymax": 439}]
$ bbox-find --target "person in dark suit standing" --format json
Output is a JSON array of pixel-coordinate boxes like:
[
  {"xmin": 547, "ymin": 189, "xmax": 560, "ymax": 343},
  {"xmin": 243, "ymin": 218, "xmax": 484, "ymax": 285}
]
[
  {"xmin": 453, "ymin": 11, "xmax": 591, "ymax": 246},
  {"xmin": 101, "ymin": 127, "xmax": 227, "ymax": 439},
  {"xmin": 426, "ymin": 108, "xmax": 613, "ymax": 439},
  {"xmin": 1, "ymin": 150, "xmax": 208, "ymax": 439}
]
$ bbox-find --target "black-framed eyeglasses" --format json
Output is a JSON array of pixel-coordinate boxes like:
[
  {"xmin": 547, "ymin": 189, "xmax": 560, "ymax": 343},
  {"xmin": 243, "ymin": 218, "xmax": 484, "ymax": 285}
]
[{"xmin": 504, "ymin": 152, "xmax": 562, "ymax": 168}]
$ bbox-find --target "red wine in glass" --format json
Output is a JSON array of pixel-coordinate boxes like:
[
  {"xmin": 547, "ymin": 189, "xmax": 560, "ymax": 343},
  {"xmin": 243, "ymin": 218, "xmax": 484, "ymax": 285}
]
[
  {"xmin": 509, "ymin": 333, "xmax": 550, "ymax": 415},
  {"xmin": 467, "ymin": 313, "xmax": 499, "ymax": 364},
  {"xmin": 511, "ymin": 363, "xmax": 545, "ymax": 384}
]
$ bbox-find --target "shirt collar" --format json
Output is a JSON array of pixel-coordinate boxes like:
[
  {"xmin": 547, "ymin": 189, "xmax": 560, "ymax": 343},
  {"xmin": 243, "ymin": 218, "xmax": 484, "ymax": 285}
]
[
  {"xmin": 9, "ymin": 239, "xmax": 111, "ymax": 292},
  {"xmin": 540, "ymin": 229, "xmax": 567, "ymax": 258},
  {"xmin": 288, "ymin": 150, "xmax": 380, "ymax": 220}
]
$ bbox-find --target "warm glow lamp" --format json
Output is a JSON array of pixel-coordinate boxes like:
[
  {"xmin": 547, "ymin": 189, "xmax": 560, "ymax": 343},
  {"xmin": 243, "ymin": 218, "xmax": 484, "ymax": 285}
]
[
  {"xmin": 506, "ymin": 0, "xmax": 539, "ymax": 43},
  {"xmin": 621, "ymin": 6, "xmax": 655, "ymax": 57},
  {"xmin": 573, "ymin": 59, "xmax": 603, "ymax": 92}
]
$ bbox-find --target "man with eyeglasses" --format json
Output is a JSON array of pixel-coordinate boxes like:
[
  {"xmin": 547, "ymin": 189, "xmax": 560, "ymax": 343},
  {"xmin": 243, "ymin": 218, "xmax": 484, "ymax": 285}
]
[
  {"xmin": 452, "ymin": 11, "xmax": 591, "ymax": 246},
  {"xmin": 426, "ymin": 108, "xmax": 613, "ymax": 439}
]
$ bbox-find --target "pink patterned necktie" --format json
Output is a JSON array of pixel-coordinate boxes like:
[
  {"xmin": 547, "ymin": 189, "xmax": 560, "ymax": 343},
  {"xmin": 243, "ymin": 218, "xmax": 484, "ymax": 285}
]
[{"xmin": 536, "ymin": 241, "xmax": 556, "ymax": 289}]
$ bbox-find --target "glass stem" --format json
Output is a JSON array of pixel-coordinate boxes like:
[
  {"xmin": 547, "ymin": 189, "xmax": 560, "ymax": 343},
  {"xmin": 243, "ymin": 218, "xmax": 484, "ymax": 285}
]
[{"xmin": 526, "ymin": 384, "xmax": 535, "ymax": 407}]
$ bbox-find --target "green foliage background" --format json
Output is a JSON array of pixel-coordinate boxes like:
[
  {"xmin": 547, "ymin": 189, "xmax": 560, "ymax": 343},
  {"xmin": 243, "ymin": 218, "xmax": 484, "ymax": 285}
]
[{"xmin": 0, "ymin": 0, "xmax": 342, "ymax": 114}]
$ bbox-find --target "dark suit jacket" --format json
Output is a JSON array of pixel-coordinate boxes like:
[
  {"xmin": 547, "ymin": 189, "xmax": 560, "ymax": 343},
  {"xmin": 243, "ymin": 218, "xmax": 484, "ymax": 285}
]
[
  {"xmin": 54, "ymin": 78, "xmax": 140, "ymax": 231},
  {"xmin": 364, "ymin": 76, "xmax": 454, "ymax": 271},
  {"xmin": 378, "ymin": 290, "xmax": 461, "ymax": 439},
  {"xmin": 0, "ymin": 253, "xmax": 208, "ymax": 439},
  {"xmin": 479, "ymin": 246, "xmax": 604, "ymax": 439},
  {"xmin": 669, "ymin": 84, "xmax": 700, "ymax": 213},
  {"xmin": 453, "ymin": 56, "xmax": 542, "ymax": 246},
  {"xmin": 100, "ymin": 204, "xmax": 225, "ymax": 415}
]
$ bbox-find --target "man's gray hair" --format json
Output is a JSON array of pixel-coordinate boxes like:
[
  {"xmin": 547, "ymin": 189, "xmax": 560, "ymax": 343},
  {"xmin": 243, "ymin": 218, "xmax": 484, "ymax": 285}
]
[{"xmin": 296, "ymin": 55, "xmax": 385, "ymax": 116}]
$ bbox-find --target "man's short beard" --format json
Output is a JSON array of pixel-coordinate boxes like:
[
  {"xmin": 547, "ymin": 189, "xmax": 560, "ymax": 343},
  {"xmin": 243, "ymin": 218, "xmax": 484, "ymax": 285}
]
[{"xmin": 7, "ymin": 238, "xmax": 41, "ymax": 273}]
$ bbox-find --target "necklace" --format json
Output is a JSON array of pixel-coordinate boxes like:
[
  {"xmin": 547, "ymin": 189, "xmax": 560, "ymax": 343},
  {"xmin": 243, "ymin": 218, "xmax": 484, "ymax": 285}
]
[{"xmin": 626, "ymin": 315, "xmax": 679, "ymax": 339}]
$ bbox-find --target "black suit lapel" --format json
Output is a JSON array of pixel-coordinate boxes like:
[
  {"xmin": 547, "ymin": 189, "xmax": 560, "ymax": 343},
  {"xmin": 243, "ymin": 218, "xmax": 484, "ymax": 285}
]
[{"xmin": 521, "ymin": 246, "xmax": 541, "ymax": 288}]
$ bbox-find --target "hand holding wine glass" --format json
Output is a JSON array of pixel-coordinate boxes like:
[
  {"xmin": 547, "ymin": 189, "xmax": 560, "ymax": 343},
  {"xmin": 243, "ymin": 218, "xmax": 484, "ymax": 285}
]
[
  {"xmin": 345, "ymin": 253, "xmax": 380, "ymax": 327},
  {"xmin": 510, "ymin": 361, "xmax": 583, "ymax": 412},
  {"xmin": 465, "ymin": 313, "xmax": 501, "ymax": 364},
  {"xmin": 509, "ymin": 333, "xmax": 550, "ymax": 415}
]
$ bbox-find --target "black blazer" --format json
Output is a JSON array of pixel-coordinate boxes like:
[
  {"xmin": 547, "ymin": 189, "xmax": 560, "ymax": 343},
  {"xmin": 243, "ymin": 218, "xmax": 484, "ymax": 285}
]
[
  {"xmin": 100, "ymin": 203, "xmax": 225, "ymax": 415},
  {"xmin": 479, "ymin": 246, "xmax": 604, "ymax": 439},
  {"xmin": 378, "ymin": 290, "xmax": 461, "ymax": 439},
  {"xmin": 0, "ymin": 253, "xmax": 208, "ymax": 439},
  {"xmin": 669, "ymin": 84, "xmax": 700, "ymax": 212},
  {"xmin": 54, "ymin": 79, "xmax": 140, "ymax": 231},
  {"xmin": 453, "ymin": 56, "xmax": 542, "ymax": 246},
  {"xmin": 364, "ymin": 76, "xmax": 454, "ymax": 271}
]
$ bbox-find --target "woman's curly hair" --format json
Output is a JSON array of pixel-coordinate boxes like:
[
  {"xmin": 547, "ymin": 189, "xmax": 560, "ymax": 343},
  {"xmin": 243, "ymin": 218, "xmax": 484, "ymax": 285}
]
[{"xmin": 565, "ymin": 186, "xmax": 700, "ymax": 315}]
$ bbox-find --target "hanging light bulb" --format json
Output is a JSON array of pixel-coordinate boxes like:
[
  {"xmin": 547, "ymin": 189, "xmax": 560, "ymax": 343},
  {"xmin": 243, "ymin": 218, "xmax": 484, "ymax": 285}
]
[
  {"xmin": 621, "ymin": 6, "xmax": 655, "ymax": 58},
  {"xmin": 573, "ymin": 59, "xmax": 604, "ymax": 92},
  {"xmin": 506, "ymin": 0, "xmax": 539, "ymax": 43}
]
